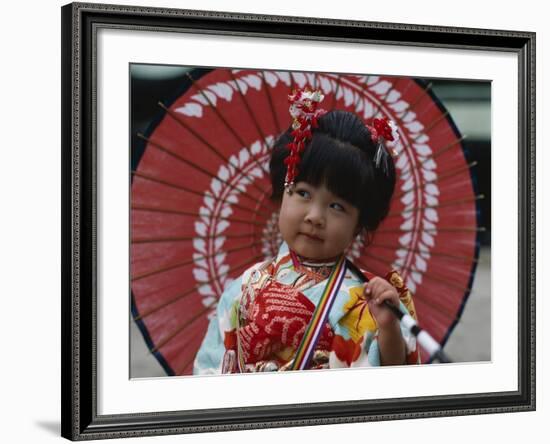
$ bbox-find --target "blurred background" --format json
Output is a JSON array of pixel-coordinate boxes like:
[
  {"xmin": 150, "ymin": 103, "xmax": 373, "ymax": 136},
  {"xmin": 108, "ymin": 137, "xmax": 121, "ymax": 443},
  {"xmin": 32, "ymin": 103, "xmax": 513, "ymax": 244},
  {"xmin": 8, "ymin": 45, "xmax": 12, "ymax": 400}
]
[{"xmin": 129, "ymin": 65, "xmax": 491, "ymax": 377}]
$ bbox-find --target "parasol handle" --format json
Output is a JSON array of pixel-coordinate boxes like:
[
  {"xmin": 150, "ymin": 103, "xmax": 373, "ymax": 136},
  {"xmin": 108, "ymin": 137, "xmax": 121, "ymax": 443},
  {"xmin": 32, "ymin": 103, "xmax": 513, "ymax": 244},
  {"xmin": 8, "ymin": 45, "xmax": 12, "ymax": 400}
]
[
  {"xmin": 344, "ymin": 259, "xmax": 452, "ymax": 364},
  {"xmin": 381, "ymin": 300, "xmax": 451, "ymax": 364}
]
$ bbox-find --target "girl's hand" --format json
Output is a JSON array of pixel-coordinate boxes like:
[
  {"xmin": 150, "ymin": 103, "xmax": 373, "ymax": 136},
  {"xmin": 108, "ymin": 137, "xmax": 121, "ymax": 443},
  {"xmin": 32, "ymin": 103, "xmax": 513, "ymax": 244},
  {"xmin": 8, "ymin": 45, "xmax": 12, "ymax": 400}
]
[{"xmin": 364, "ymin": 277, "xmax": 401, "ymax": 330}]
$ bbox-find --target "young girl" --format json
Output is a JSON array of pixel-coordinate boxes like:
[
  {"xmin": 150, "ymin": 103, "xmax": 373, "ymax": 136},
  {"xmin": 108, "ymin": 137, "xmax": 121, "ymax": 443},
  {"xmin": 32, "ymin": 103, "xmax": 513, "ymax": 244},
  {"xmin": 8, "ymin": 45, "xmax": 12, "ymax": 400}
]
[{"xmin": 193, "ymin": 89, "xmax": 420, "ymax": 374}]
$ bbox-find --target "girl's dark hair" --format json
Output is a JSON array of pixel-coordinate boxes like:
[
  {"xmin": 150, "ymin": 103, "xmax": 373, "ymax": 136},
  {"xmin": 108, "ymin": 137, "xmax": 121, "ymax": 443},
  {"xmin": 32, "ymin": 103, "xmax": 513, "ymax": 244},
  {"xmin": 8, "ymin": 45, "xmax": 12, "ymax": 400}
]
[{"xmin": 270, "ymin": 110, "xmax": 396, "ymax": 233}]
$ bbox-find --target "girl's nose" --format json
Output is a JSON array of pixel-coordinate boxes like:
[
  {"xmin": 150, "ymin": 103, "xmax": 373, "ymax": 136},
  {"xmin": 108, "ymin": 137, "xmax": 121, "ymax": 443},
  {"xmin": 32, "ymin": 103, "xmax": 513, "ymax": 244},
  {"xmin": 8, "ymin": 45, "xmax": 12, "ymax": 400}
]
[{"xmin": 305, "ymin": 206, "xmax": 325, "ymax": 227}]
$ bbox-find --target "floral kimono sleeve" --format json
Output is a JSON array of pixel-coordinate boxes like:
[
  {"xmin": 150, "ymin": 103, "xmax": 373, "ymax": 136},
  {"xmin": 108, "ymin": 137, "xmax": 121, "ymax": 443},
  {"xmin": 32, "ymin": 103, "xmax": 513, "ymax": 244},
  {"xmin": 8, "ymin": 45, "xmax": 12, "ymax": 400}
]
[
  {"xmin": 329, "ymin": 269, "xmax": 420, "ymax": 368},
  {"xmin": 193, "ymin": 276, "xmax": 243, "ymax": 375},
  {"xmin": 385, "ymin": 270, "xmax": 420, "ymax": 364}
]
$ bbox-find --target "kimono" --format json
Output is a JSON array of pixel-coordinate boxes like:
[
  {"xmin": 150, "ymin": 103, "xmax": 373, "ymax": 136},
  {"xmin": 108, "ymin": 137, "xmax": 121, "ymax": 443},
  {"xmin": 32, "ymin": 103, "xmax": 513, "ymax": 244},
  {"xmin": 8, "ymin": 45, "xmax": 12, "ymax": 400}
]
[{"xmin": 193, "ymin": 242, "xmax": 420, "ymax": 374}]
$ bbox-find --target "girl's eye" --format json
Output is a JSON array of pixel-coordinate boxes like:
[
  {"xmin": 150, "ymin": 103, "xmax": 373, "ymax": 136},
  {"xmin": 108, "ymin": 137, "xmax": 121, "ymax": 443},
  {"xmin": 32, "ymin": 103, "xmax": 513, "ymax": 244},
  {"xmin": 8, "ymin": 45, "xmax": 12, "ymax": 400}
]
[
  {"xmin": 297, "ymin": 189, "xmax": 310, "ymax": 199},
  {"xmin": 330, "ymin": 202, "xmax": 346, "ymax": 212}
]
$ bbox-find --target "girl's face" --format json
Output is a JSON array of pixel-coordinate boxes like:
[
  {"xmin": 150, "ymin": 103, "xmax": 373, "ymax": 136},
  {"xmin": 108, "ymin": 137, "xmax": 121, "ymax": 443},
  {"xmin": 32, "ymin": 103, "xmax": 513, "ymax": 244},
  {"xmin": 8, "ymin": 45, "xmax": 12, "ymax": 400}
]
[{"xmin": 278, "ymin": 181, "xmax": 360, "ymax": 261}]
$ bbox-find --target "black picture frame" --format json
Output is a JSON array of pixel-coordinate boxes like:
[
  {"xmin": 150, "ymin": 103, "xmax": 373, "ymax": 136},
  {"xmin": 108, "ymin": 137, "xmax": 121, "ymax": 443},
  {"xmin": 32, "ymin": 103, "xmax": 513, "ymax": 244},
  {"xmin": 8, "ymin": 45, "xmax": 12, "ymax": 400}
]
[{"xmin": 61, "ymin": 2, "xmax": 536, "ymax": 440}]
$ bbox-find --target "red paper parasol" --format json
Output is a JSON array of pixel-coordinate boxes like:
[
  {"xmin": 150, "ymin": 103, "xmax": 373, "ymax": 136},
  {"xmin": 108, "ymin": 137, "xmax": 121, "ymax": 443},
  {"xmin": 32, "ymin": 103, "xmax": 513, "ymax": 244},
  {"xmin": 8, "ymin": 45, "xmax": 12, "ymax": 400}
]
[{"xmin": 131, "ymin": 68, "xmax": 481, "ymax": 375}]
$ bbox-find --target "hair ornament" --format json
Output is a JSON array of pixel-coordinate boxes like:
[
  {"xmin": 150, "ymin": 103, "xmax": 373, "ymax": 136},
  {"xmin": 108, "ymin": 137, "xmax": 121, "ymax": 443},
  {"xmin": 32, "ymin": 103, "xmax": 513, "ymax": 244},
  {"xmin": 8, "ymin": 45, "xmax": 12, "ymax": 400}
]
[
  {"xmin": 284, "ymin": 88, "xmax": 327, "ymax": 193},
  {"xmin": 366, "ymin": 117, "xmax": 400, "ymax": 175}
]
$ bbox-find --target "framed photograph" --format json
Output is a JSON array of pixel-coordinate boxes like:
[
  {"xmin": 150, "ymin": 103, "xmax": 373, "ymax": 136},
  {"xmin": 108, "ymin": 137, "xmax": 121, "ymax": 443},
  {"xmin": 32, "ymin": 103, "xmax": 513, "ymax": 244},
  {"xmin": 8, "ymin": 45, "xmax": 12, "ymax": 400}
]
[{"xmin": 61, "ymin": 2, "xmax": 535, "ymax": 440}]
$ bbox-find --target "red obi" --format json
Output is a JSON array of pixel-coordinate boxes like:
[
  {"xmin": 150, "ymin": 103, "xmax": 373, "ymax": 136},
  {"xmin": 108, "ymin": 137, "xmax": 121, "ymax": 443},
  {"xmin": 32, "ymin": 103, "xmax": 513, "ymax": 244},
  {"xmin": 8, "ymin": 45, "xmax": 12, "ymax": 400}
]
[{"xmin": 232, "ymin": 280, "xmax": 333, "ymax": 364}]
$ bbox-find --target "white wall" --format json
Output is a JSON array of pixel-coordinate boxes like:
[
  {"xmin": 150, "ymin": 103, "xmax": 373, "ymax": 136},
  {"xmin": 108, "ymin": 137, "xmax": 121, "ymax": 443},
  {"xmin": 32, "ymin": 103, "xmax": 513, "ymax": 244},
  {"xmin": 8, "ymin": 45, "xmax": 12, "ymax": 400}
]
[{"xmin": 0, "ymin": 0, "xmax": 546, "ymax": 443}]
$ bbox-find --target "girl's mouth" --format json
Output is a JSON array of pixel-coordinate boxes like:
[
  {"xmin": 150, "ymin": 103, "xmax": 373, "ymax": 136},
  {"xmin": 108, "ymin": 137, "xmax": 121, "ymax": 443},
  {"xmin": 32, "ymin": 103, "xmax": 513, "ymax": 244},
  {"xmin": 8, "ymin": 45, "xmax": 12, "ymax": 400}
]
[{"xmin": 300, "ymin": 232, "xmax": 323, "ymax": 242}]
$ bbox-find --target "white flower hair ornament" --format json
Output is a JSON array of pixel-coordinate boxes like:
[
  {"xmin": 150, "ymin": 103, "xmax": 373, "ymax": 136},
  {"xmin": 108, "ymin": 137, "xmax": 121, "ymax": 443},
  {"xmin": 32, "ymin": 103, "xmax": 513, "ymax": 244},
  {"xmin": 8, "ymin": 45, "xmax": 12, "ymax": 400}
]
[{"xmin": 284, "ymin": 88, "xmax": 327, "ymax": 192}]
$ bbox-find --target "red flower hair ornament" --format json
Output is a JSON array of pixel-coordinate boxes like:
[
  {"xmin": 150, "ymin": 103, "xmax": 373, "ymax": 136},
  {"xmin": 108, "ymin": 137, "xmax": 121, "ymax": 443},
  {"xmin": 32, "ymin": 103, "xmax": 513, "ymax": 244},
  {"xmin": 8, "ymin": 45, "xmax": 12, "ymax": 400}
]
[
  {"xmin": 283, "ymin": 89, "xmax": 400, "ymax": 193},
  {"xmin": 366, "ymin": 117, "xmax": 400, "ymax": 175}
]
